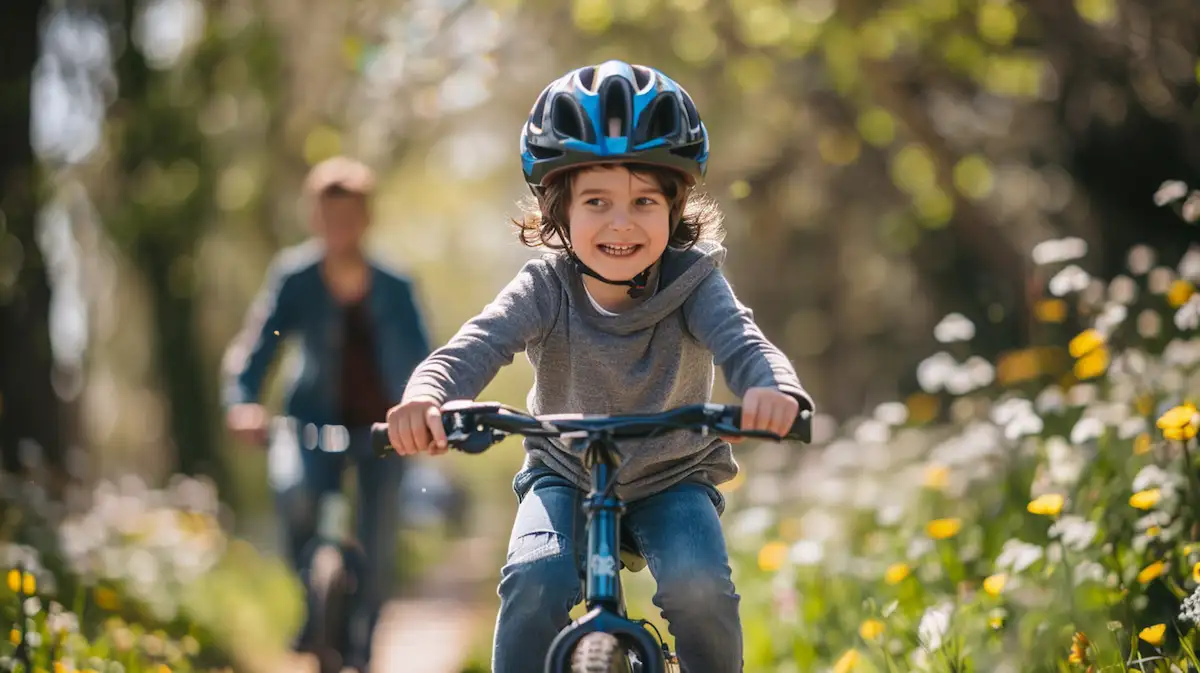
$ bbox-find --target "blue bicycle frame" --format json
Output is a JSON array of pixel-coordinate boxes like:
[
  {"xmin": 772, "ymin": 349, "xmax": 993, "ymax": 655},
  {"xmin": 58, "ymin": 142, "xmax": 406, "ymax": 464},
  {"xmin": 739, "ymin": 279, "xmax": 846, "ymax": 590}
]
[{"xmin": 543, "ymin": 433, "xmax": 671, "ymax": 673}]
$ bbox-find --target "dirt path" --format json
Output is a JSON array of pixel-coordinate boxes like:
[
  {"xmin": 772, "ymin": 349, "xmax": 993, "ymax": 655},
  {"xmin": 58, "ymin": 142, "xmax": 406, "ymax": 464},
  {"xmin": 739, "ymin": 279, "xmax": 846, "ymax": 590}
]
[{"xmin": 369, "ymin": 536, "xmax": 495, "ymax": 673}]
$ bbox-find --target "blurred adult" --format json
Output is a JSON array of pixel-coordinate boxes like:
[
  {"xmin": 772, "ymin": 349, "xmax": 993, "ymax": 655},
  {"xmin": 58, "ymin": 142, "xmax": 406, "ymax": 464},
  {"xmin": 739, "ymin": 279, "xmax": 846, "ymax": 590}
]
[{"xmin": 221, "ymin": 155, "xmax": 433, "ymax": 671}]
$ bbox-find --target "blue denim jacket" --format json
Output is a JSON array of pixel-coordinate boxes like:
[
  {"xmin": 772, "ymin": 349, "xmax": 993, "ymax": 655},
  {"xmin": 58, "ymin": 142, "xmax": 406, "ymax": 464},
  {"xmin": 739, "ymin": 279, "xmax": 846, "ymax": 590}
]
[{"xmin": 221, "ymin": 240, "xmax": 432, "ymax": 426}]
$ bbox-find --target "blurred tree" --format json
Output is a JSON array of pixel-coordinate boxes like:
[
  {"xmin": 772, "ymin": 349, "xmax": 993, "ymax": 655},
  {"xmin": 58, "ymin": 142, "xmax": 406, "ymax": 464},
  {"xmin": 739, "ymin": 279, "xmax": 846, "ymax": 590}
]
[
  {"xmin": 0, "ymin": 0, "xmax": 65, "ymax": 482},
  {"xmin": 517, "ymin": 0, "xmax": 1199, "ymax": 416},
  {"xmin": 100, "ymin": 0, "xmax": 232, "ymax": 492}
]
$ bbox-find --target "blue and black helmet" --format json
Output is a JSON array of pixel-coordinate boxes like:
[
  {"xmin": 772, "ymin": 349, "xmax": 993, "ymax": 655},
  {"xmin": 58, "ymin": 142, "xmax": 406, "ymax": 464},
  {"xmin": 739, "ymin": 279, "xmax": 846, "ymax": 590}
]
[{"xmin": 520, "ymin": 61, "xmax": 709, "ymax": 189}]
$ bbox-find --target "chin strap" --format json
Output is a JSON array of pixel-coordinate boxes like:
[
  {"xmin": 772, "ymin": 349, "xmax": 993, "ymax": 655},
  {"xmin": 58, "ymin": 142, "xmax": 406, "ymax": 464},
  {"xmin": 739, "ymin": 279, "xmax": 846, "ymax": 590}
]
[{"xmin": 569, "ymin": 253, "xmax": 653, "ymax": 299}]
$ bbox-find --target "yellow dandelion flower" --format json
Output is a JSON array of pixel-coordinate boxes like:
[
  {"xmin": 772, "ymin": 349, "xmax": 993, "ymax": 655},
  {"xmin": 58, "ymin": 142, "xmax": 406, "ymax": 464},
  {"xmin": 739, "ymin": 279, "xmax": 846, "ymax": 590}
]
[
  {"xmin": 924, "ymin": 464, "xmax": 950, "ymax": 491},
  {"xmin": 983, "ymin": 573, "xmax": 1007, "ymax": 597},
  {"xmin": 1034, "ymin": 298, "xmax": 1068, "ymax": 323},
  {"xmin": 1192, "ymin": 561, "xmax": 1200, "ymax": 583},
  {"xmin": 1027, "ymin": 493, "xmax": 1065, "ymax": 516},
  {"xmin": 158, "ymin": 665, "xmax": 171, "ymax": 673},
  {"xmin": 1130, "ymin": 488, "xmax": 1162, "ymax": 510},
  {"xmin": 1068, "ymin": 631, "xmax": 1090, "ymax": 665},
  {"xmin": 757, "ymin": 541, "xmax": 789, "ymax": 572},
  {"xmin": 884, "ymin": 562, "xmax": 911, "ymax": 585},
  {"xmin": 996, "ymin": 348, "xmax": 1044, "ymax": 385},
  {"xmin": 832, "ymin": 648, "xmax": 861, "ymax": 673},
  {"xmin": 1137, "ymin": 560, "xmax": 1167, "ymax": 584},
  {"xmin": 1068, "ymin": 329, "xmax": 1105, "ymax": 358},
  {"xmin": 1148, "ymin": 525, "xmax": 1163, "ymax": 538},
  {"xmin": 1139, "ymin": 623, "xmax": 1166, "ymax": 646},
  {"xmin": 54, "ymin": 662, "xmax": 67, "ymax": 673},
  {"xmin": 1165, "ymin": 424, "xmax": 1199, "ymax": 442},
  {"xmin": 927, "ymin": 518, "xmax": 962, "ymax": 540},
  {"xmin": 859, "ymin": 618, "xmax": 885, "ymax": 640},
  {"xmin": 5, "ymin": 569, "xmax": 18, "ymax": 593},
  {"xmin": 905, "ymin": 392, "xmax": 940, "ymax": 424},
  {"xmin": 1134, "ymin": 432, "xmax": 1153, "ymax": 455},
  {"xmin": 8, "ymin": 628, "xmax": 18, "ymax": 645},
  {"xmin": 94, "ymin": 586, "xmax": 120, "ymax": 611},
  {"xmin": 22, "ymin": 572, "xmax": 34, "ymax": 595},
  {"xmin": 1167, "ymin": 279, "xmax": 1196, "ymax": 308},
  {"xmin": 1157, "ymin": 403, "xmax": 1199, "ymax": 441},
  {"xmin": 1074, "ymin": 345, "xmax": 1110, "ymax": 380}
]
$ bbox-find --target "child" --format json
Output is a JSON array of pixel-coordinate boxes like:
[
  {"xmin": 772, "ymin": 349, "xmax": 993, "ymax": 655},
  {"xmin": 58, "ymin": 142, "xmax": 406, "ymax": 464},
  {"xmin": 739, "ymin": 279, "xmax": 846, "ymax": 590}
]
[
  {"xmin": 223, "ymin": 156, "xmax": 433, "ymax": 671},
  {"xmin": 385, "ymin": 61, "xmax": 813, "ymax": 673}
]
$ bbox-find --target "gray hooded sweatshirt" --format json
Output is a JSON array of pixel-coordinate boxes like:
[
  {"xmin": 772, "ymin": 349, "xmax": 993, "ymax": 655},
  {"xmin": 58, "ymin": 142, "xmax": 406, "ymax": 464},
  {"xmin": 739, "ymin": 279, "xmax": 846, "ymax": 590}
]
[{"xmin": 403, "ymin": 240, "xmax": 812, "ymax": 502}]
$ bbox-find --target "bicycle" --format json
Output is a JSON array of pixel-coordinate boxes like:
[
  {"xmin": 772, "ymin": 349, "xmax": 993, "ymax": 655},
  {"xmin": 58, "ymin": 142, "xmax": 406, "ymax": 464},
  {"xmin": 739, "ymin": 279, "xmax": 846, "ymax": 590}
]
[
  {"xmin": 266, "ymin": 417, "xmax": 370, "ymax": 673},
  {"xmin": 370, "ymin": 400, "xmax": 812, "ymax": 673}
]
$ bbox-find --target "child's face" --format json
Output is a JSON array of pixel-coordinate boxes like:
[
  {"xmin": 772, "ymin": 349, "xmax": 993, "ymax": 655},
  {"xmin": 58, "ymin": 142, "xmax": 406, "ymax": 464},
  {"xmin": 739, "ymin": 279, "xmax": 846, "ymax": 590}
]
[
  {"xmin": 313, "ymin": 192, "xmax": 369, "ymax": 256},
  {"xmin": 567, "ymin": 166, "xmax": 671, "ymax": 281}
]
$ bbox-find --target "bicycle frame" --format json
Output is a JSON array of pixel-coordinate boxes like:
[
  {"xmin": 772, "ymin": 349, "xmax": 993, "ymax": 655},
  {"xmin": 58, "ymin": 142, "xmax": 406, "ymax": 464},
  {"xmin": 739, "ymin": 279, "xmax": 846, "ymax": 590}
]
[
  {"xmin": 543, "ymin": 434, "xmax": 667, "ymax": 673},
  {"xmin": 370, "ymin": 400, "xmax": 813, "ymax": 672}
]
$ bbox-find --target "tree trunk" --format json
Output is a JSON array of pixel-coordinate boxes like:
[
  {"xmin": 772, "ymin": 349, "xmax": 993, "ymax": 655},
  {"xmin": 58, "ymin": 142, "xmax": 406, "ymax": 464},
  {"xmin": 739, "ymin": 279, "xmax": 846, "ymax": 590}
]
[
  {"xmin": 0, "ymin": 0, "xmax": 65, "ymax": 479},
  {"xmin": 110, "ymin": 0, "xmax": 231, "ymax": 493}
]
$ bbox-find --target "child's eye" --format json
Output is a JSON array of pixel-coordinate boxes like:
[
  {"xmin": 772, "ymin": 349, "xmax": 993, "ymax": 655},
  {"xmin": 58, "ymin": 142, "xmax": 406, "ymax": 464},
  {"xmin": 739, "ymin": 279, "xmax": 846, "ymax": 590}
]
[
  {"xmin": 585, "ymin": 198, "xmax": 607, "ymax": 207},
  {"xmin": 636, "ymin": 197, "xmax": 662, "ymax": 206}
]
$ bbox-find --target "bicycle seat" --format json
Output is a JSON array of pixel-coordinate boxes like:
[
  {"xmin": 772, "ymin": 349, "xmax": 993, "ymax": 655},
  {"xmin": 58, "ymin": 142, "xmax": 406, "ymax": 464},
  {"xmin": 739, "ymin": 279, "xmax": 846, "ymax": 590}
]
[{"xmin": 619, "ymin": 528, "xmax": 648, "ymax": 573}]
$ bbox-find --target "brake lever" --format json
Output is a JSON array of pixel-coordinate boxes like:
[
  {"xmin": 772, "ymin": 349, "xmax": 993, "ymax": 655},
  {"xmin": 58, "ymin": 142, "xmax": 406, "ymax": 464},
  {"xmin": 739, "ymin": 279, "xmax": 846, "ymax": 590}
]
[
  {"xmin": 443, "ymin": 409, "xmax": 505, "ymax": 454},
  {"xmin": 710, "ymin": 420, "xmax": 784, "ymax": 442},
  {"xmin": 449, "ymin": 429, "xmax": 498, "ymax": 454}
]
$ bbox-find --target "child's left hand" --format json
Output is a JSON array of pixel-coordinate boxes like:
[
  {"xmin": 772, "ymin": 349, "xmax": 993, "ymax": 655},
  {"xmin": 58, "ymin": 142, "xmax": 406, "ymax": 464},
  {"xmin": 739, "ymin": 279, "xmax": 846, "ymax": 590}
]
[{"xmin": 724, "ymin": 387, "xmax": 800, "ymax": 444}]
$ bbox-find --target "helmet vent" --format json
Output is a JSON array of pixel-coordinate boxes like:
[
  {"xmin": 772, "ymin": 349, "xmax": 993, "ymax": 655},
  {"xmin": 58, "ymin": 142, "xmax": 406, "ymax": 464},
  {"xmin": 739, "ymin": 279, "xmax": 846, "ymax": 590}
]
[
  {"xmin": 632, "ymin": 66, "xmax": 653, "ymax": 93},
  {"xmin": 679, "ymin": 88, "xmax": 701, "ymax": 131},
  {"xmin": 643, "ymin": 94, "xmax": 680, "ymax": 141},
  {"xmin": 551, "ymin": 94, "xmax": 589, "ymax": 142},
  {"xmin": 600, "ymin": 78, "xmax": 632, "ymax": 138},
  {"xmin": 528, "ymin": 89, "xmax": 549, "ymax": 132},
  {"xmin": 577, "ymin": 66, "xmax": 597, "ymax": 93}
]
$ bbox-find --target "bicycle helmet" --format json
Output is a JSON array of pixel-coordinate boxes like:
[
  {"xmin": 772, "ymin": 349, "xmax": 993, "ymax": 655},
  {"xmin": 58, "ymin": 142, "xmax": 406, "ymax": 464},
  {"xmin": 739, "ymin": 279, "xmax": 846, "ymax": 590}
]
[{"xmin": 519, "ymin": 60, "xmax": 709, "ymax": 189}]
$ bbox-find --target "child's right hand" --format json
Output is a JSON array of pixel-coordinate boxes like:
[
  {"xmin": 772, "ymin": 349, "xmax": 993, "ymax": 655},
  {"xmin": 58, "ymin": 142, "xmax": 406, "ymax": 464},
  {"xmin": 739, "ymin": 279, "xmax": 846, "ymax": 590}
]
[{"xmin": 386, "ymin": 396, "xmax": 449, "ymax": 456}]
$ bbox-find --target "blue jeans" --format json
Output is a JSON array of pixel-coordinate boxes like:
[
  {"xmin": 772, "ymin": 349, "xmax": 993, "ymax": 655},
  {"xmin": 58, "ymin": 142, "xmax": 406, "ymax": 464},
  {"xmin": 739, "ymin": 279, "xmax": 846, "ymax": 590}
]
[
  {"xmin": 268, "ymin": 422, "xmax": 405, "ymax": 667},
  {"xmin": 492, "ymin": 468, "xmax": 742, "ymax": 673}
]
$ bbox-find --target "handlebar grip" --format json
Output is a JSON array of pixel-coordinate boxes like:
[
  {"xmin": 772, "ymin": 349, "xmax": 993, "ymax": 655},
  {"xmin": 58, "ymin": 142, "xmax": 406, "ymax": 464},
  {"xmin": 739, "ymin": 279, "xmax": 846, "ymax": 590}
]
[
  {"xmin": 370, "ymin": 416, "xmax": 495, "ymax": 456},
  {"xmin": 370, "ymin": 423, "xmax": 393, "ymax": 458},
  {"xmin": 724, "ymin": 405, "xmax": 813, "ymax": 443}
]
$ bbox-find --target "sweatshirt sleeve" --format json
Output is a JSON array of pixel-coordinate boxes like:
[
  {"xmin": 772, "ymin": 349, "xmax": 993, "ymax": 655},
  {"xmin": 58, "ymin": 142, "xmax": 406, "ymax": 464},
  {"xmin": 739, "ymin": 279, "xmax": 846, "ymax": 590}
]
[
  {"xmin": 403, "ymin": 258, "xmax": 560, "ymax": 404},
  {"xmin": 684, "ymin": 267, "xmax": 815, "ymax": 411}
]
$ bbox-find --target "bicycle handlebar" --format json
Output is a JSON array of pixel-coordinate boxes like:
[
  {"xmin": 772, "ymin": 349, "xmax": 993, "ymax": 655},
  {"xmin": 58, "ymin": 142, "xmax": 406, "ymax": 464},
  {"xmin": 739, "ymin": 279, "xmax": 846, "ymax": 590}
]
[{"xmin": 370, "ymin": 400, "xmax": 812, "ymax": 458}]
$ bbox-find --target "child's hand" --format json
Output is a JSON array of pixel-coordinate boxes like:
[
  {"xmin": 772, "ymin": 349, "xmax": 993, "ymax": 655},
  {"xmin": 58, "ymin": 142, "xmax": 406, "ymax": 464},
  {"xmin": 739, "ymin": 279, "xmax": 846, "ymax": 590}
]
[
  {"xmin": 386, "ymin": 396, "xmax": 449, "ymax": 456},
  {"xmin": 736, "ymin": 387, "xmax": 799, "ymax": 442}
]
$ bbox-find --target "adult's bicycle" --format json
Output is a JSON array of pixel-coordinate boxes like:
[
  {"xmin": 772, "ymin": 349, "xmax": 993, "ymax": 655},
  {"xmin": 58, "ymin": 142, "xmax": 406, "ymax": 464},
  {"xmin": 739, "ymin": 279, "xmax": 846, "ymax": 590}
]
[{"xmin": 371, "ymin": 400, "xmax": 812, "ymax": 673}]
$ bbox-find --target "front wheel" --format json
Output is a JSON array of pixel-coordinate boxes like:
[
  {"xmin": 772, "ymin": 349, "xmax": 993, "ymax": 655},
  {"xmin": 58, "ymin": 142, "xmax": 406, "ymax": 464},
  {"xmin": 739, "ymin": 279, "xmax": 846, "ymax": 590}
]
[{"xmin": 571, "ymin": 632, "xmax": 632, "ymax": 673}]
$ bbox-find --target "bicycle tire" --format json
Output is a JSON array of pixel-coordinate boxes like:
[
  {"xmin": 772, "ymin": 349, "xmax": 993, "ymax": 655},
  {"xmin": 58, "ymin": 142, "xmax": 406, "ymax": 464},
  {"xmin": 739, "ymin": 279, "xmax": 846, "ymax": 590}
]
[
  {"xmin": 309, "ymin": 544, "xmax": 349, "ymax": 673},
  {"xmin": 570, "ymin": 632, "xmax": 632, "ymax": 673}
]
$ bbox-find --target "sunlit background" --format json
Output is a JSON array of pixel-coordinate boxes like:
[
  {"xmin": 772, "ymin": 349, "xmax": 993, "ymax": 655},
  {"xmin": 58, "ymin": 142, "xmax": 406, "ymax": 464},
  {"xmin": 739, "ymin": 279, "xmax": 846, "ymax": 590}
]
[{"xmin": 2, "ymin": 0, "xmax": 1199, "ymax": 671}]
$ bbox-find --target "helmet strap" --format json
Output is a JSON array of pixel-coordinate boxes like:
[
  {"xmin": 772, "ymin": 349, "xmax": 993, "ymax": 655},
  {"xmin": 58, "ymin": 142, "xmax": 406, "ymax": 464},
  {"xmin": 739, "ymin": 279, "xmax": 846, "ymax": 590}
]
[{"xmin": 567, "ymin": 250, "xmax": 654, "ymax": 299}]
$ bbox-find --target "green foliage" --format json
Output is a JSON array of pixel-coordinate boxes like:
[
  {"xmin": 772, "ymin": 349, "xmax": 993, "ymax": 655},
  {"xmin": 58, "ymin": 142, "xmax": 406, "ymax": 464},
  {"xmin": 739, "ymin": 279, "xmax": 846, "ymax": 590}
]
[
  {"xmin": 719, "ymin": 223, "xmax": 1200, "ymax": 669},
  {"xmin": 0, "ymin": 472, "xmax": 303, "ymax": 673}
]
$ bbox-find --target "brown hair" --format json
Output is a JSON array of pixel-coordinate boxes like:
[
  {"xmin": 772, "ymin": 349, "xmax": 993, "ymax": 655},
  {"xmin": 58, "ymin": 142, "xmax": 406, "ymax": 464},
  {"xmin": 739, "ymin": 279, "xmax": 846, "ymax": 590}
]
[
  {"xmin": 304, "ymin": 155, "xmax": 377, "ymax": 200},
  {"xmin": 512, "ymin": 163, "xmax": 725, "ymax": 251}
]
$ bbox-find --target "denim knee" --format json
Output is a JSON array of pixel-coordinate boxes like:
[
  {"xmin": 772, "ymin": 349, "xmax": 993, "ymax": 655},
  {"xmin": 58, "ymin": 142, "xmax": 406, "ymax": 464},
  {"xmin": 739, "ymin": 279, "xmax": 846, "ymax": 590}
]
[
  {"xmin": 656, "ymin": 570, "xmax": 738, "ymax": 614},
  {"xmin": 498, "ymin": 530, "xmax": 581, "ymax": 614}
]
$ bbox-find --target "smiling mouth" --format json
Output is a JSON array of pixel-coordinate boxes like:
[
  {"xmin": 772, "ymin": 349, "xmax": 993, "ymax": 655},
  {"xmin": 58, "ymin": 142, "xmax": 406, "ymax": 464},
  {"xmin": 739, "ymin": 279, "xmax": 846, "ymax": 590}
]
[{"xmin": 597, "ymin": 244, "xmax": 642, "ymax": 257}]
